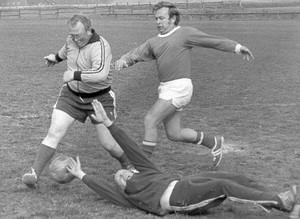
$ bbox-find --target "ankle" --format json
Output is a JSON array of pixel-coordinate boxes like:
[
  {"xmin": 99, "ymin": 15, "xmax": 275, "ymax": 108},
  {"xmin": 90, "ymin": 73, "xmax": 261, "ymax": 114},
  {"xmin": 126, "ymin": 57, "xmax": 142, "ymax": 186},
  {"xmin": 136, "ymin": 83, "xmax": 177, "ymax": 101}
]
[{"xmin": 142, "ymin": 141, "xmax": 156, "ymax": 156}]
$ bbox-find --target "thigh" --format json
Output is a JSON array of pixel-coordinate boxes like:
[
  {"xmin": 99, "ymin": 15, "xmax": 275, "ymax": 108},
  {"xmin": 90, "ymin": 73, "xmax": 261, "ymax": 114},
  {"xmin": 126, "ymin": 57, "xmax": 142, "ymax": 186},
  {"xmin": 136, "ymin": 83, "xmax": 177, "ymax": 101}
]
[
  {"xmin": 146, "ymin": 98, "xmax": 177, "ymax": 124},
  {"xmin": 169, "ymin": 176, "xmax": 226, "ymax": 214},
  {"xmin": 158, "ymin": 78, "xmax": 193, "ymax": 109},
  {"xmin": 170, "ymin": 176, "xmax": 222, "ymax": 205},
  {"xmin": 43, "ymin": 109, "xmax": 75, "ymax": 148},
  {"xmin": 163, "ymin": 110, "xmax": 182, "ymax": 134},
  {"xmin": 89, "ymin": 90, "xmax": 117, "ymax": 123},
  {"xmin": 199, "ymin": 172, "xmax": 268, "ymax": 191},
  {"xmin": 49, "ymin": 109, "xmax": 75, "ymax": 134}
]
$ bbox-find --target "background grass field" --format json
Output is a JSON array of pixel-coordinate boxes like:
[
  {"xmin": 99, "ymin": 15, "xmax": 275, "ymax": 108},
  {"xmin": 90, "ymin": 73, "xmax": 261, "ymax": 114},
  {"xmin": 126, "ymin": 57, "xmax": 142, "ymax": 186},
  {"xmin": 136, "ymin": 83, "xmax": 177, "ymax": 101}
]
[{"xmin": 0, "ymin": 17, "xmax": 299, "ymax": 219}]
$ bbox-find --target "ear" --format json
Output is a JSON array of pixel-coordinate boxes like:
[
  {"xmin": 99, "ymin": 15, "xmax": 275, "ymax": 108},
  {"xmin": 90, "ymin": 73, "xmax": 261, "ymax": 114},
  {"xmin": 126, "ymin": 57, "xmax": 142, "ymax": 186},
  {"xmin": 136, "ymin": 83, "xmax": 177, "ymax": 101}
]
[
  {"xmin": 87, "ymin": 28, "xmax": 92, "ymax": 35},
  {"xmin": 170, "ymin": 15, "xmax": 176, "ymax": 24}
]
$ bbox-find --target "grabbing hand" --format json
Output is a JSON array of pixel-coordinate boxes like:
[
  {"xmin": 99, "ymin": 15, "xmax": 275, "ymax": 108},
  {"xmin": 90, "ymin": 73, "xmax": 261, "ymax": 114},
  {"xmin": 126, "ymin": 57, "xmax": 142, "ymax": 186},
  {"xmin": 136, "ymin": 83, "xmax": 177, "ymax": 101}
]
[
  {"xmin": 240, "ymin": 46, "xmax": 254, "ymax": 61},
  {"xmin": 114, "ymin": 59, "xmax": 128, "ymax": 71},
  {"xmin": 44, "ymin": 54, "xmax": 57, "ymax": 67},
  {"xmin": 66, "ymin": 156, "xmax": 86, "ymax": 180},
  {"xmin": 91, "ymin": 99, "xmax": 113, "ymax": 127}
]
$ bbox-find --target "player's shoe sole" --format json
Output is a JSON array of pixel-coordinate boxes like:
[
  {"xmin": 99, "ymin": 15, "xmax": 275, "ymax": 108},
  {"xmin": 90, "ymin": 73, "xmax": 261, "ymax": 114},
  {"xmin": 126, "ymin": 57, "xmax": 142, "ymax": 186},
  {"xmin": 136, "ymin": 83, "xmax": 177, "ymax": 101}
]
[
  {"xmin": 22, "ymin": 167, "xmax": 37, "ymax": 189},
  {"xmin": 211, "ymin": 136, "xmax": 224, "ymax": 167}
]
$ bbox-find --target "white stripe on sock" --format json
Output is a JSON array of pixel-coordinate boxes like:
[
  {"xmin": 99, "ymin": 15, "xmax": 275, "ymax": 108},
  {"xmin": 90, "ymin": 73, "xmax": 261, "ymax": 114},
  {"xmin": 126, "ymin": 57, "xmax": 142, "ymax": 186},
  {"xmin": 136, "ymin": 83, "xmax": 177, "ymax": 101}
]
[
  {"xmin": 196, "ymin": 132, "xmax": 204, "ymax": 145},
  {"xmin": 142, "ymin": 141, "xmax": 157, "ymax": 146}
]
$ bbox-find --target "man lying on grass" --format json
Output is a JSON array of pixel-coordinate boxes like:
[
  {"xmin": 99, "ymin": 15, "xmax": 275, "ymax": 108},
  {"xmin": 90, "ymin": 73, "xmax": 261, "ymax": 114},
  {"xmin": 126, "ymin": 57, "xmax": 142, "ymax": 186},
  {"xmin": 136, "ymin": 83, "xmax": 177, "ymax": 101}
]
[{"xmin": 66, "ymin": 99, "xmax": 299, "ymax": 218}]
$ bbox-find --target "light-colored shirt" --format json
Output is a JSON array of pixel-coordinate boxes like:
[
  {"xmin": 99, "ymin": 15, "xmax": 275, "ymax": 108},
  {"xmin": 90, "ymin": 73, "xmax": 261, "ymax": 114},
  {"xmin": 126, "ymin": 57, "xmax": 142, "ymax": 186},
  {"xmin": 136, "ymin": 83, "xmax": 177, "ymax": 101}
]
[{"xmin": 57, "ymin": 30, "xmax": 112, "ymax": 93}]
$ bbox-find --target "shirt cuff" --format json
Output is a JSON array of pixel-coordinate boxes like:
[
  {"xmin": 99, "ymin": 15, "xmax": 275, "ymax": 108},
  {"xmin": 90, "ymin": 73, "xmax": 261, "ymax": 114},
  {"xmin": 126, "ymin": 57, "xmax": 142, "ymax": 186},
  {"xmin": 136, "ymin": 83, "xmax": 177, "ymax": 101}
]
[
  {"xmin": 78, "ymin": 172, "xmax": 86, "ymax": 180},
  {"xmin": 235, "ymin": 44, "xmax": 242, "ymax": 54}
]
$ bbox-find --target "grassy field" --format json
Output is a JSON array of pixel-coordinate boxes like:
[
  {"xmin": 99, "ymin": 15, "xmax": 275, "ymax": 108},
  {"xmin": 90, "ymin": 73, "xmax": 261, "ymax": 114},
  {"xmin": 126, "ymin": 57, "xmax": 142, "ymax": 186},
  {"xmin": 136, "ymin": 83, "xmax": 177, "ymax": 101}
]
[{"xmin": 0, "ymin": 17, "xmax": 299, "ymax": 219}]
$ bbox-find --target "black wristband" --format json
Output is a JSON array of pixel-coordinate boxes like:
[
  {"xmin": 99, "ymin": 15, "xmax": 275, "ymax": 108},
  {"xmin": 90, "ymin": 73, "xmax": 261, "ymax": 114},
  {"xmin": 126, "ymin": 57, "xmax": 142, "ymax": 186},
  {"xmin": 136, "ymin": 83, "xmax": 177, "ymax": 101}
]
[
  {"xmin": 73, "ymin": 71, "xmax": 82, "ymax": 81},
  {"xmin": 55, "ymin": 54, "xmax": 63, "ymax": 62}
]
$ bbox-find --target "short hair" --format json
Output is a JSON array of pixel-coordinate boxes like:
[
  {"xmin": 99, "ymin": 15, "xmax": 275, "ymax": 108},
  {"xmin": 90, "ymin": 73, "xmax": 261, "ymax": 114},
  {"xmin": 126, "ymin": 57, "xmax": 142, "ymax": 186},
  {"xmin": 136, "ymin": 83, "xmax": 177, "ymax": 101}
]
[
  {"xmin": 67, "ymin": 14, "xmax": 91, "ymax": 31},
  {"xmin": 153, "ymin": 1, "xmax": 180, "ymax": 25}
]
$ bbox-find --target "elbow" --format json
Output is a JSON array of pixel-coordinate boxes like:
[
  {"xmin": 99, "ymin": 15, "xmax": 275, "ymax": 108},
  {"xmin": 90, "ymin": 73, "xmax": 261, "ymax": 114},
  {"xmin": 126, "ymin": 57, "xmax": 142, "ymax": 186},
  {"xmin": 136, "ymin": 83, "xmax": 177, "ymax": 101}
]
[{"xmin": 96, "ymin": 75, "xmax": 109, "ymax": 82}]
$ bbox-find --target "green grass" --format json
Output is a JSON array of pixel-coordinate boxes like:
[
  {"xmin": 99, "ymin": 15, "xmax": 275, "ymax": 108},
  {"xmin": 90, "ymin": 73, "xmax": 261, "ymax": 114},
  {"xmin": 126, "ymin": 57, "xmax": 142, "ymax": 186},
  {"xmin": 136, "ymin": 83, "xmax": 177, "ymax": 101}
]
[{"xmin": 0, "ymin": 18, "xmax": 299, "ymax": 218}]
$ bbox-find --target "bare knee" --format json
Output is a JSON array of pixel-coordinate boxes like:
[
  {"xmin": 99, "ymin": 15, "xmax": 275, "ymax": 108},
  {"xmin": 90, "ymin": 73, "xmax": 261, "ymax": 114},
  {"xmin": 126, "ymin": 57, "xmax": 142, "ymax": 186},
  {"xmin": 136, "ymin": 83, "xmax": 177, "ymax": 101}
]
[
  {"xmin": 166, "ymin": 131, "xmax": 180, "ymax": 141},
  {"xmin": 43, "ymin": 129, "xmax": 64, "ymax": 148},
  {"xmin": 164, "ymin": 124, "xmax": 182, "ymax": 141}
]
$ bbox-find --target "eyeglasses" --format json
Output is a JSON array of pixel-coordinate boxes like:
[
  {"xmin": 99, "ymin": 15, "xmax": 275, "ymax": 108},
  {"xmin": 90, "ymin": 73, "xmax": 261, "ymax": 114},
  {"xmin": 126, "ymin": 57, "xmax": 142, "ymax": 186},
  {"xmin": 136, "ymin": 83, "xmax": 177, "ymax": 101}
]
[{"xmin": 69, "ymin": 29, "xmax": 88, "ymax": 41}]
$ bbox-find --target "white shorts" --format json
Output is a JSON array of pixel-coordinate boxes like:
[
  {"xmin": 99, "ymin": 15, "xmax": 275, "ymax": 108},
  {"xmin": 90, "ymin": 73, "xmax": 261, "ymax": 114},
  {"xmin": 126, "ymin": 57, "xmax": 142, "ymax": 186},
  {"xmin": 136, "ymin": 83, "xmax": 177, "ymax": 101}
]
[{"xmin": 158, "ymin": 78, "xmax": 193, "ymax": 111}]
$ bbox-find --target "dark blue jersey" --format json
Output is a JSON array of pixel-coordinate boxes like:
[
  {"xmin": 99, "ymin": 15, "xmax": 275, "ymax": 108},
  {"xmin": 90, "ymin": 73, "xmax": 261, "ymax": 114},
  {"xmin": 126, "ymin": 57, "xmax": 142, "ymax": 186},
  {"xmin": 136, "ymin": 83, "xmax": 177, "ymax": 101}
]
[
  {"xmin": 82, "ymin": 123, "xmax": 284, "ymax": 216},
  {"xmin": 82, "ymin": 123, "xmax": 179, "ymax": 216}
]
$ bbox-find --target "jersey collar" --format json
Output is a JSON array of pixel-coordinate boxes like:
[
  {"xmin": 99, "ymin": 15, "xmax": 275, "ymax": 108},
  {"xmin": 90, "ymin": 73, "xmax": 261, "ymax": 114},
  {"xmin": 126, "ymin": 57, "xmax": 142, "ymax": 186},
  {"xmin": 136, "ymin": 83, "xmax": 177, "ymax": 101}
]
[{"xmin": 158, "ymin": 26, "xmax": 181, "ymax": 38}]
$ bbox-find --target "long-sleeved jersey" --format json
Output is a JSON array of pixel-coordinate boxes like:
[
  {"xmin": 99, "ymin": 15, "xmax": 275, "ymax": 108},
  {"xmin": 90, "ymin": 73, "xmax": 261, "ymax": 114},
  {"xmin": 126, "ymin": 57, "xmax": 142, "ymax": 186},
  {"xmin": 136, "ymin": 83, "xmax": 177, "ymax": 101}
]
[
  {"xmin": 81, "ymin": 124, "xmax": 284, "ymax": 216},
  {"xmin": 82, "ymin": 123, "xmax": 180, "ymax": 216},
  {"xmin": 56, "ymin": 29, "xmax": 112, "ymax": 93},
  {"xmin": 120, "ymin": 26, "xmax": 239, "ymax": 82}
]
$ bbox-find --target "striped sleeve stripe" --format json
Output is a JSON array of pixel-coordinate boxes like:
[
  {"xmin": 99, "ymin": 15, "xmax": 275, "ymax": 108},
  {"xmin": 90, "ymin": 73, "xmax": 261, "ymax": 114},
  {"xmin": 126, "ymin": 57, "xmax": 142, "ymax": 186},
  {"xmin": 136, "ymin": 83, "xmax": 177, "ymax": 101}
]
[{"xmin": 82, "ymin": 37, "xmax": 106, "ymax": 74}]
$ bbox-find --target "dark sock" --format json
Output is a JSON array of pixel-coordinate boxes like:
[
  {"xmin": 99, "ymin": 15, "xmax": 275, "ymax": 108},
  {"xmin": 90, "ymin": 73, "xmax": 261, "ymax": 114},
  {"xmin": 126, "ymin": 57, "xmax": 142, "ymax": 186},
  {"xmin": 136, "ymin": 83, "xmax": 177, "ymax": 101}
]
[
  {"xmin": 141, "ymin": 141, "xmax": 156, "ymax": 157},
  {"xmin": 32, "ymin": 144, "xmax": 56, "ymax": 177},
  {"xmin": 197, "ymin": 133, "xmax": 216, "ymax": 149}
]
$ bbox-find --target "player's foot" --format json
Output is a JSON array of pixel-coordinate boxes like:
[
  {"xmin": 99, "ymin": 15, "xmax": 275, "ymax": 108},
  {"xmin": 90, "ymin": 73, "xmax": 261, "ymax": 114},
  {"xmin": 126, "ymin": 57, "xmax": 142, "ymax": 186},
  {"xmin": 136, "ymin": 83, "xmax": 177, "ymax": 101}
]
[
  {"xmin": 289, "ymin": 186, "xmax": 300, "ymax": 219},
  {"xmin": 123, "ymin": 164, "xmax": 139, "ymax": 174},
  {"xmin": 22, "ymin": 167, "xmax": 37, "ymax": 189},
  {"xmin": 278, "ymin": 185, "xmax": 299, "ymax": 217},
  {"xmin": 211, "ymin": 136, "xmax": 224, "ymax": 167}
]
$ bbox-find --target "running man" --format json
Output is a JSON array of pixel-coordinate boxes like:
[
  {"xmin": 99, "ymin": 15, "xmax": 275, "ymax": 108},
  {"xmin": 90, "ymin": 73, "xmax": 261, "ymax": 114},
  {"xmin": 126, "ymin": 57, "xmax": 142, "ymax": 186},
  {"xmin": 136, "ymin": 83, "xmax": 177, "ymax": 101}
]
[
  {"xmin": 114, "ymin": 1, "xmax": 254, "ymax": 167},
  {"xmin": 22, "ymin": 14, "xmax": 135, "ymax": 190}
]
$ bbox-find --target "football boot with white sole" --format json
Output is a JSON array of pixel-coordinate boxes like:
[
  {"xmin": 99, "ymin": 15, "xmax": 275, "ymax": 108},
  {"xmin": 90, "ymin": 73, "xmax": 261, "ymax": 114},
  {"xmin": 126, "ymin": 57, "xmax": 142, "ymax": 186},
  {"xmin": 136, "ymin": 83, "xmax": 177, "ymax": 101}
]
[
  {"xmin": 22, "ymin": 167, "xmax": 38, "ymax": 189},
  {"xmin": 211, "ymin": 136, "xmax": 224, "ymax": 167}
]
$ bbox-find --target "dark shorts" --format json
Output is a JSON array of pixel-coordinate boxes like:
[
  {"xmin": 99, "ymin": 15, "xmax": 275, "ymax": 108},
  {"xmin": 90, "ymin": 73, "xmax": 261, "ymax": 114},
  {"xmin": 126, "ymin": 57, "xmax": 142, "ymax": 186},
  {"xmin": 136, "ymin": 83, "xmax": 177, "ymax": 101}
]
[{"xmin": 54, "ymin": 84, "xmax": 116, "ymax": 124}]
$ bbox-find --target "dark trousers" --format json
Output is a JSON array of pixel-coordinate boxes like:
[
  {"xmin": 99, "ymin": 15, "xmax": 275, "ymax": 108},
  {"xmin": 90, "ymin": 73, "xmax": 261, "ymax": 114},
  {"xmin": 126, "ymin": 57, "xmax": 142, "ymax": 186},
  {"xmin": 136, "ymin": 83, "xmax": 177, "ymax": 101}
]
[{"xmin": 169, "ymin": 172, "xmax": 280, "ymax": 215}]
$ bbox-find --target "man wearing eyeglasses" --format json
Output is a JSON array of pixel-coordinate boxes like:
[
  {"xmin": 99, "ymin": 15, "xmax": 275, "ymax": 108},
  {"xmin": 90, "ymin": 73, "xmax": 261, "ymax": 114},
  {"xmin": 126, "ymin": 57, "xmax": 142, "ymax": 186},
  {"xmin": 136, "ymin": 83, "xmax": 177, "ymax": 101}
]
[{"xmin": 22, "ymin": 14, "xmax": 136, "ymax": 189}]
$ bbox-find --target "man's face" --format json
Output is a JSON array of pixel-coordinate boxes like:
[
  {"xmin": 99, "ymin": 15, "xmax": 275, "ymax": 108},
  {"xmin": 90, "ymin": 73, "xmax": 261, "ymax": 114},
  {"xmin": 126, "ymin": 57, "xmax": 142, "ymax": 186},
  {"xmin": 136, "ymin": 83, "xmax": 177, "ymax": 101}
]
[
  {"xmin": 114, "ymin": 169, "xmax": 134, "ymax": 191},
  {"xmin": 68, "ymin": 21, "xmax": 91, "ymax": 48},
  {"xmin": 155, "ymin": 7, "xmax": 176, "ymax": 35}
]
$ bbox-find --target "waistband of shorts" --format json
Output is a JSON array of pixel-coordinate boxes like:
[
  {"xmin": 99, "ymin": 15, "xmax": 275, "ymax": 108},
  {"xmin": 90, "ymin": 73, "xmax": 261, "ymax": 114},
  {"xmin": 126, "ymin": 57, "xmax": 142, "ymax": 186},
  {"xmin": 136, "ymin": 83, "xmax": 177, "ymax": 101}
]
[
  {"xmin": 160, "ymin": 78, "xmax": 191, "ymax": 86},
  {"xmin": 67, "ymin": 84, "xmax": 111, "ymax": 98}
]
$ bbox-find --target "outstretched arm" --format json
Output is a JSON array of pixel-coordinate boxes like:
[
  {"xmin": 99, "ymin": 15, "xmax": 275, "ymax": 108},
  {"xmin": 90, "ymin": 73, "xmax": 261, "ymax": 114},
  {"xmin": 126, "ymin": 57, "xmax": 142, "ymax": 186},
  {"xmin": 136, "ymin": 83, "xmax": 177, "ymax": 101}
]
[
  {"xmin": 66, "ymin": 156, "xmax": 134, "ymax": 208},
  {"xmin": 187, "ymin": 28, "xmax": 254, "ymax": 61},
  {"xmin": 91, "ymin": 100, "xmax": 161, "ymax": 172},
  {"xmin": 114, "ymin": 41, "xmax": 155, "ymax": 71}
]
